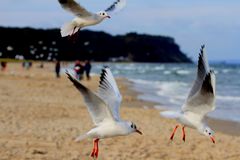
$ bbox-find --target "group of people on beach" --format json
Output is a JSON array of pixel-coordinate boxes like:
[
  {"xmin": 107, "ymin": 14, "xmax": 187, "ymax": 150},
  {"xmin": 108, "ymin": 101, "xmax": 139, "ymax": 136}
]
[
  {"xmin": 55, "ymin": 60, "xmax": 92, "ymax": 80},
  {"xmin": 74, "ymin": 60, "xmax": 92, "ymax": 80}
]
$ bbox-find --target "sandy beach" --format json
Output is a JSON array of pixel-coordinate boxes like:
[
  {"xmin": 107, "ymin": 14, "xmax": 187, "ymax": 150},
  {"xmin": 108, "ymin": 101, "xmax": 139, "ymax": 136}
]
[{"xmin": 0, "ymin": 62, "xmax": 240, "ymax": 160}]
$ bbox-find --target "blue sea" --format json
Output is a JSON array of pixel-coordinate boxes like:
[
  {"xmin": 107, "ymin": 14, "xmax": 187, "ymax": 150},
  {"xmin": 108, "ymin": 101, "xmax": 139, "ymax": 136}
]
[{"xmin": 71, "ymin": 63, "xmax": 240, "ymax": 123}]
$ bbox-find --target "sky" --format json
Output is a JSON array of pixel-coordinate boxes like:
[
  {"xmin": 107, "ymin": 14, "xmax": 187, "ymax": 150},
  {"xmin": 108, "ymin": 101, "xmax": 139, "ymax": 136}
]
[{"xmin": 0, "ymin": 0, "xmax": 240, "ymax": 62}]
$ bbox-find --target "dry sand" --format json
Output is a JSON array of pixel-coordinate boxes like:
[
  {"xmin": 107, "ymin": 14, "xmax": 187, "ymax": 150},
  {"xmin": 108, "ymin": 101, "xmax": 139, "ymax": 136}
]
[{"xmin": 0, "ymin": 62, "xmax": 240, "ymax": 160}]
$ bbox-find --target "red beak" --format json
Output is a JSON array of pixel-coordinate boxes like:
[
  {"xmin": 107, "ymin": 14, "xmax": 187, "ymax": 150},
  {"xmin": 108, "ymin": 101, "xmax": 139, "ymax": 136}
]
[
  {"xmin": 135, "ymin": 129, "xmax": 142, "ymax": 135},
  {"xmin": 210, "ymin": 136, "xmax": 215, "ymax": 144}
]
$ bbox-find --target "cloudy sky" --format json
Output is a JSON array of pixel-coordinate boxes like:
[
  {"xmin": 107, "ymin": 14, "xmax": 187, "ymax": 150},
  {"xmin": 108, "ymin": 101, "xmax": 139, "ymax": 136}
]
[{"xmin": 0, "ymin": 0, "xmax": 240, "ymax": 62}]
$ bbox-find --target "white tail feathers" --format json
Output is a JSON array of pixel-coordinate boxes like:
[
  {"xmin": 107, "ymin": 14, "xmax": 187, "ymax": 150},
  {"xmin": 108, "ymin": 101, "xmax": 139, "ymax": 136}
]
[
  {"xmin": 160, "ymin": 110, "xmax": 181, "ymax": 119},
  {"xmin": 75, "ymin": 134, "xmax": 88, "ymax": 142},
  {"xmin": 60, "ymin": 21, "xmax": 80, "ymax": 37}
]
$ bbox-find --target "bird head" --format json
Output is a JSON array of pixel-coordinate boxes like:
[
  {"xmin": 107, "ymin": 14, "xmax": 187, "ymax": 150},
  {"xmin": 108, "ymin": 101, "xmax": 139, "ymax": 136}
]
[
  {"xmin": 97, "ymin": 11, "xmax": 111, "ymax": 19},
  {"xmin": 127, "ymin": 121, "xmax": 142, "ymax": 135},
  {"xmin": 202, "ymin": 126, "xmax": 215, "ymax": 144}
]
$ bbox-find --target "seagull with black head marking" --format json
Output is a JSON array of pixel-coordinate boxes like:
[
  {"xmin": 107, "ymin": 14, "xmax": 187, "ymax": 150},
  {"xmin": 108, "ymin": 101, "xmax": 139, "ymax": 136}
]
[
  {"xmin": 66, "ymin": 66, "xmax": 142, "ymax": 159},
  {"xmin": 161, "ymin": 45, "xmax": 217, "ymax": 144},
  {"xmin": 58, "ymin": 0, "xmax": 127, "ymax": 37}
]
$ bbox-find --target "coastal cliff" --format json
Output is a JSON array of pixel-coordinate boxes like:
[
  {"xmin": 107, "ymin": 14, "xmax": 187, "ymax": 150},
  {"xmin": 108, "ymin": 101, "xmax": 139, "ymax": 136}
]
[{"xmin": 0, "ymin": 27, "xmax": 191, "ymax": 62}]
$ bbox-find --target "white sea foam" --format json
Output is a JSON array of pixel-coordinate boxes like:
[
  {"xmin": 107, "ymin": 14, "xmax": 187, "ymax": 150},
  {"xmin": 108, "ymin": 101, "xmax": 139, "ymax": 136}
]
[
  {"xmin": 175, "ymin": 70, "xmax": 191, "ymax": 75},
  {"xmin": 163, "ymin": 70, "xmax": 171, "ymax": 75}
]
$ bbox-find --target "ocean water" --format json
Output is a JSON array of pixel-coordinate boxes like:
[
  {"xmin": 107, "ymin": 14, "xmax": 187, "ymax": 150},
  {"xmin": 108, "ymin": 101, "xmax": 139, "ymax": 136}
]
[{"xmin": 82, "ymin": 63, "xmax": 240, "ymax": 122}]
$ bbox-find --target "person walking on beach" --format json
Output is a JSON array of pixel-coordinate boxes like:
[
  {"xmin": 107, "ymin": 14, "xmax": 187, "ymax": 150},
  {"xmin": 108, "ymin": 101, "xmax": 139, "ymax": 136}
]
[
  {"xmin": 74, "ymin": 61, "xmax": 84, "ymax": 80},
  {"xmin": 84, "ymin": 60, "xmax": 91, "ymax": 80},
  {"xmin": 1, "ymin": 61, "xmax": 7, "ymax": 71},
  {"xmin": 55, "ymin": 60, "xmax": 61, "ymax": 78}
]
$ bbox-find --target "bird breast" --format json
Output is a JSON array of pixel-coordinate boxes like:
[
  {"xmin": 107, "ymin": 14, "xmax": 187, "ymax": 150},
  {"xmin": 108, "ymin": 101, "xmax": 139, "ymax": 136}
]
[
  {"xmin": 74, "ymin": 16, "xmax": 103, "ymax": 27},
  {"xmin": 89, "ymin": 122, "xmax": 130, "ymax": 139},
  {"xmin": 178, "ymin": 112, "xmax": 202, "ymax": 129}
]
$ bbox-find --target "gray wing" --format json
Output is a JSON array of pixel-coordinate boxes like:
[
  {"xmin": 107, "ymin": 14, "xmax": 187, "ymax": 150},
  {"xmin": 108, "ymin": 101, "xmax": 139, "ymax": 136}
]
[
  {"xmin": 182, "ymin": 45, "xmax": 216, "ymax": 116},
  {"xmin": 58, "ymin": 0, "xmax": 92, "ymax": 17},
  {"xmin": 188, "ymin": 45, "xmax": 210, "ymax": 99},
  {"xmin": 66, "ymin": 72, "xmax": 114, "ymax": 125},
  {"xmin": 97, "ymin": 67, "xmax": 122, "ymax": 121},
  {"xmin": 105, "ymin": 0, "xmax": 127, "ymax": 13}
]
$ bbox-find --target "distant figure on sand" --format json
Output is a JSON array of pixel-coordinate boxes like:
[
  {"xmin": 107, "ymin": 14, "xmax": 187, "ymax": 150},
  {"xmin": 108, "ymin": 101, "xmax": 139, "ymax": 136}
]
[
  {"xmin": 84, "ymin": 60, "xmax": 91, "ymax": 80},
  {"xmin": 1, "ymin": 62, "xmax": 7, "ymax": 71},
  {"xmin": 22, "ymin": 61, "xmax": 32, "ymax": 70},
  {"xmin": 74, "ymin": 61, "xmax": 84, "ymax": 80},
  {"xmin": 55, "ymin": 60, "xmax": 61, "ymax": 78}
]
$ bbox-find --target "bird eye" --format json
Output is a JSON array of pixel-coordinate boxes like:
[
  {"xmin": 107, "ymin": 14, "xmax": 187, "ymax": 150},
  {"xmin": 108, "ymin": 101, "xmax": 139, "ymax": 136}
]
[
  {"xmin": 209, "ymin": 133, "xmax": 211, "ymax": 135},
  {"xmin": 131, "ymin": 124, "xmax": 133, "ymax": 128},
  {"xmin": 103, "ymin": 13, "xmax": 105, "ymax": 16}
]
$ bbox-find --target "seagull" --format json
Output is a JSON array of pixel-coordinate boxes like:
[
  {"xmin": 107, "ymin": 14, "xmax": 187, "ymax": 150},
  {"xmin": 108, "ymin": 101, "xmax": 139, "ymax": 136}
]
[
  {"xmin": 66, "ymin": 66, "xmax": 142, "ymax": 159},
  {"xmin": 161, "ymin": 45, "xmax": 216, "ymax": 143},
  {"xmin": 58, "ymin": 0, "xmax": 127, "ymax": 37}
]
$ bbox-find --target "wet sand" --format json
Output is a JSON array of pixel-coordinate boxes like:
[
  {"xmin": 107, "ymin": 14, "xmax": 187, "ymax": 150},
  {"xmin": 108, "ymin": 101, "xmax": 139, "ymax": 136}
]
[{"xmin": 0, "ymin": 62, "xmax": 240, "ymax": 160}]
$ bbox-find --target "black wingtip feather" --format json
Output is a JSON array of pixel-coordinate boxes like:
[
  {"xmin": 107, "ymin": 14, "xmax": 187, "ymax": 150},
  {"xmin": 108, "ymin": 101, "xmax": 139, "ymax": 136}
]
[
  {"xmin": 99, "ymin": 66, "xmax": 109, "ymax": 88},
  {"xmin": 105, "ymin": 0, "xmax": 122, "ymax": 12},
  {"xmin": 65, "ymin": 71, "xmax": 89, "ymax": 93},
  {"xmin": 201, "ymin": 72, "xmax": 214, "ymax": 94},
  {"xmin": 58, "ymin": 0, "xmax": 68, "ymax": 4}
]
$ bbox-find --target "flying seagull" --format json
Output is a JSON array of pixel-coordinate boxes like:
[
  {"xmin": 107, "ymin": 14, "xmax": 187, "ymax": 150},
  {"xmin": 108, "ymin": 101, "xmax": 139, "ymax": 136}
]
[
  {"xmin": 66, "ymin": 66, "xmax": 142, "ymax": 159},
  {"xmin": 58, "ymin": 0, "xmax": 127, "ymax": 37},
  {"xmin": 161, "ymin": 45, "xmax": 216, "ymax": 143}
]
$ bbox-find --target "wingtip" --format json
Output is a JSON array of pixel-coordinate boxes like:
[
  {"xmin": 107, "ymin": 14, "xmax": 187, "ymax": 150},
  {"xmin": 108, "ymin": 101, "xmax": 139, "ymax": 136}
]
[
  {"xmin": 101, "ymin": 66, "xmax": 110, "ymax": 75},
  {"xmin": 65, "ymin": 70, "xmax": 75, "ymax": 81},
  {"xmin": 198, "ymin": 44, "xmax": 206, "ymax": 61},
  {"xmin": 99, "ymin": 67, "xmax": 109, "ymax": 85},
  {"xmin": 58, "ymin": 0, "xmax": 68, "ymax": 4},
  {"xmin": 65, "ymin": 70, "xmax": 70, "ymax": 76},
  {"xmin": 200, "ymin": 44, "xmax": 205, "ymax": 54}
]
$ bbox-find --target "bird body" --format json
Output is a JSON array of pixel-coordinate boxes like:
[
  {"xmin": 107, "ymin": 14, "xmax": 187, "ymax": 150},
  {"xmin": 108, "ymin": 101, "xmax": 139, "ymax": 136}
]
[
  {"xmin": 66, "ymin": 66, "xmax": 141, "ymax": 158},
  {"xmin": 73, "ymin": 14, "xmax": 104, "ymax": 26},
  {"xmin": 162, "ymin": 110, "xmax": 204, "ymax": 131},
  {"xmin": 161, "ymin": 45, "xmax": 216, "ymax": 143},
  {"xmin": 58, "ymin": 0, "xmax": 126, "ymax": 37},
  {"xmin": 84, "ymin": 120, "xmax": 134, "ymax": 140}
]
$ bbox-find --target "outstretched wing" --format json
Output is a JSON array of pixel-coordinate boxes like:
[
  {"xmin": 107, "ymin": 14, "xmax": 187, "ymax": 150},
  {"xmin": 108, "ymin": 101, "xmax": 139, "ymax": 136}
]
[
  {"xmin": 182, "ymin": 45, "xmax": 216, "ymax": 116},
  {"xmin": 105, "ymin": 0, "xmax": 127, "ymax": 14},
  {"xmin": 58, "ymin": 0, "xmax": 92, "ymax": 17},
  {"xmin": 97, "ymin": 67, "xmax": 122, "ymax": 121},
  {"xmin": 66, "ymin": 72, "xmax": 114, "ymax": 125},
  {"xmin": 188, "ymin": 45, "xmax": 210, "ymax": 99}
]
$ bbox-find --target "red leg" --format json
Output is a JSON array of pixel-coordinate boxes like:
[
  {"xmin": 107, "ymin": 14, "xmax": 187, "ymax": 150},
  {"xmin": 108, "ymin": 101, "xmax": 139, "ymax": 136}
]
[
  {"xmin": 90, "ymin": 139, "xmax": 99, "ymax": 159},
  {"xmin": 170, "ymin": 125, "xmax": 179, "ymax": 140},
  {"xmin": 94, "ymin": 139, "xmax": 99, "ymax": 158},
  {"xmin": 182, "ymin": 126, "xmax": 186, "ymax": 142},
  {"xmin": 90, "ymin": 139, "xmax": 96, "ymax": 158}
]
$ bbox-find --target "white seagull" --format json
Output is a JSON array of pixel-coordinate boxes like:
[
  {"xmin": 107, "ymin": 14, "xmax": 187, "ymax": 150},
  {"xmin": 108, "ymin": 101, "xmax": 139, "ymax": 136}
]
[
  {"xmin": 66, "ymin": 66, "xmax": 142, "ymax": 159},
  {"xmin": 161, "ymin": 45, "xmax": 216, "ymax": 143},
  {"xmin": 58, "ymin": 0, "xmax": 127, "ymax": 37}
]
